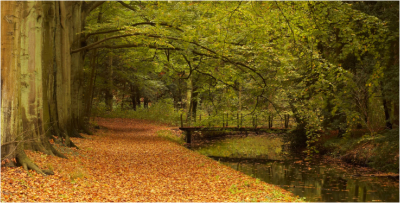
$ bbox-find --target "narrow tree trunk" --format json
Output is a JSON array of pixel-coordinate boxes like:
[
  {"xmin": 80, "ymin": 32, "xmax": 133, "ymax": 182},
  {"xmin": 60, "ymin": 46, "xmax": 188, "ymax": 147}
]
[
  {"xmin": 191, "ymin": 86, "xmax": 199, "ymax": 122},
  {"xmin": 179, "ymin": 76, "xmax": 183, "ymax": 109},
  {"xmin": 135, "ymin": 86, "xmax": 141, "ymax": 108},
  {"xmin": 121, "ymin": 82, "xmax": 126, "ymax": 110},
  {"xmin": 105, "ymin": 54, "xmax": 113, "ymax": 111},
  {"xmin": 186, "ymin": 77, "xmax": 192, "ymax": 120},
  {"xmin": 381, "ymin": 82, "xmax": 393, "ymax": 129},
  {"xmin": 130, "ymin": 84, "xmax": 137, "ymax": 110},
  {"xmin": 238, "ymin": 81, "xmax": 242, "ymax": 115},
  {"xmin": 382, "ymin": 97, "xmax": 393, "ymax": 129},
  {"xmin": 393, "ymin": 102, "xmax": 399, "ymax": 128},
  {"xmin": 144, "ymin": 97, "xmax": 149, "ymax": 109}
]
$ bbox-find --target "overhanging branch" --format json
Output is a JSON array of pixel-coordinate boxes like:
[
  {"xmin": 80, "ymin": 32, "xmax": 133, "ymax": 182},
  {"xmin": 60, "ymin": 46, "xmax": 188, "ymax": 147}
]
[
  {"xmin": 84, "ymin": 22, "xmax": 184, "ymax": 41},
  {"xmin": 89, "ymin": 43, "xmax": 182, "ymax": 50},
  {"xmin": 73, "ymin": 33, "xmax": 212, "ymax": 54}
]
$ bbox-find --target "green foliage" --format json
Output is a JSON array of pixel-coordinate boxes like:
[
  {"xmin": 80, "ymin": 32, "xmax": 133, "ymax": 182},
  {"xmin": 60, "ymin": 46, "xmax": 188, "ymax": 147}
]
[{"xmin": 85, "ymin": 1, "xmax": 398, "ymax": 159}]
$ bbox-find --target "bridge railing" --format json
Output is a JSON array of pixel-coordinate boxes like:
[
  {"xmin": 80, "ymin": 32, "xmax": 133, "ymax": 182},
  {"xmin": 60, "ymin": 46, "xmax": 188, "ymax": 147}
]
[{"xmin": 180, "ymin": 112, "xmax": 294, "ymax": 129}]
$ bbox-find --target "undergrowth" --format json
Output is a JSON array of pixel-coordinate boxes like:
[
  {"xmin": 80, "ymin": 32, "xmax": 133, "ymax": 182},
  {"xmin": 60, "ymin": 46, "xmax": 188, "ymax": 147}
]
[{"xmin": 321, "ymin": 128, "xmax": 399, "ymax": 173}]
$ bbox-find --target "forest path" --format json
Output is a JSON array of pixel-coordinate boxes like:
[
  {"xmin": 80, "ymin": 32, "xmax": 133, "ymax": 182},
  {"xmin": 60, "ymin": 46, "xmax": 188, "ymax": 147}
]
[{"xmin": 1, "ymin": 118, "xmax": 298, "ymax": 202}]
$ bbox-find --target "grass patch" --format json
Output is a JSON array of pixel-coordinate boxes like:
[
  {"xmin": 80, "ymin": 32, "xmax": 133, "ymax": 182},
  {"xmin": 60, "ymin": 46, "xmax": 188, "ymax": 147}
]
[
  {"xmin": 196, "ymin": 136, "xmax": 284, "ymax": 159},
  {"xmin": 156, "ymin": 130, "xmax": 185, "ymax": 145}
]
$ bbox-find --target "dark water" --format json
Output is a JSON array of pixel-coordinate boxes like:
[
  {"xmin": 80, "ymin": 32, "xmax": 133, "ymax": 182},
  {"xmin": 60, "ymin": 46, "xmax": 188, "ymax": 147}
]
[
  {"xmin": 220, "ymin": 159, "xmax": 399, "ymax": 202},
  {"xmin": 192, "ymin": 135, "xmax": 399, "ymax": 202}
]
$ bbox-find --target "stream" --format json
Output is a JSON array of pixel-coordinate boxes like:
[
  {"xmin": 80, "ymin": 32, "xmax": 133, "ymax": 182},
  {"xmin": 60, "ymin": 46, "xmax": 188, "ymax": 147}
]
[{"xmin": 190, "ymin": 132, "xmax": 399, "ymax": 202}]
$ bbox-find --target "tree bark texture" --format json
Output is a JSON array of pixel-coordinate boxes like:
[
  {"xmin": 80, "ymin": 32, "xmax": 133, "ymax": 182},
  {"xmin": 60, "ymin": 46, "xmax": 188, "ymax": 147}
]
[{"xmin": 0, "ymin": 1, "xmax": 96, "ymax": 174}]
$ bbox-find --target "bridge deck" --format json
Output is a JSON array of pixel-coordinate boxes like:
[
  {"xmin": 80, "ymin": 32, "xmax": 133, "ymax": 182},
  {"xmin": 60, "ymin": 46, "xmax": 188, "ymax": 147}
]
[{"xmin": 178, "ymin": 127, "xmax": 290, "ymax": 143}]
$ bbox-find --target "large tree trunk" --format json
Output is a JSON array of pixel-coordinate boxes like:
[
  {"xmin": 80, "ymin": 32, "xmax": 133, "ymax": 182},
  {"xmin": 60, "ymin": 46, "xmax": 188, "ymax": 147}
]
[
  {"xmin": 1, "ymin": 1, "xmax": 21, "ymax": 166},
  {"xmin": 0, "ymin": 1, "xmax": 97, "ymax": 174}
]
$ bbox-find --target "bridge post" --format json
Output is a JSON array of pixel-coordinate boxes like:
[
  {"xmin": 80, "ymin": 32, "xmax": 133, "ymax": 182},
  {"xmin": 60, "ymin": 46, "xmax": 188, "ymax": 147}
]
[
  {"xmin": 222, "ymin": 113, "xmax": 225, "ymax": 127},
  {"xmin": 186, "ymin": 130, "xmax": 192, "ymax": 144}
]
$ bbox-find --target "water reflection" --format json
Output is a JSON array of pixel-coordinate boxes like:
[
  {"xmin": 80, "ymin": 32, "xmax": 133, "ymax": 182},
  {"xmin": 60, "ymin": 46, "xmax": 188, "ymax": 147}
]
[{"xmin": 221, "ymin": 160, "xmax": 399, "ymax": 202}]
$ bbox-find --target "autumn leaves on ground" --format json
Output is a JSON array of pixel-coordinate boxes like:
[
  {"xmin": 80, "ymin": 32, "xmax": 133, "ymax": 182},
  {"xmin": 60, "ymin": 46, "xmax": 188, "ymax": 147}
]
[{"xmin": 1, "ymin": 118, "xmax": 299, "ymax": 202}]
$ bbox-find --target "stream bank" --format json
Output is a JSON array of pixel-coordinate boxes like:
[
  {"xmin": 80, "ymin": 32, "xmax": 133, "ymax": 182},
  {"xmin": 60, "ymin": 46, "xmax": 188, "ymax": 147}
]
[
  {"xmin": 188, "ymin": 131, "xmax": 399, "ymax": 202},
  {"xmin": 317, "ymin": 128, "xmax": 399, "ymax": 174}
]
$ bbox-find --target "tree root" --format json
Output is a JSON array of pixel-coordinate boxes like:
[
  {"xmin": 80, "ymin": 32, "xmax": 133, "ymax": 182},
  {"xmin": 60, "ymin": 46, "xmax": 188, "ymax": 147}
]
[
  {"xmin": 68, "ymin": 140, "xmax": 79, "ymax": 149},
  {"xmin": 48, "ymin": 143, "xmax": 67, "ymax": 159},
  {"xmin": 16, "ymin": 151, "xmax": 53, "ymax": 176},
  {"xmin": 64, "ymin": 135, "xmax": 79, "ymax": 149}
]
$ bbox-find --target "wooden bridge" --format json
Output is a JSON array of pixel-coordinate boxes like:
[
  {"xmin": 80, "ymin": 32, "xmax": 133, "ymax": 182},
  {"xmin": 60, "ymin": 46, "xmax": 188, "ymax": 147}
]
[
  {"xmin": 178, "ymin": 112, "xmax": 293, "ymax": 143},
  {"xmin": 179, "ymin": 126, "xmax": 290, "ymax": 144}
]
